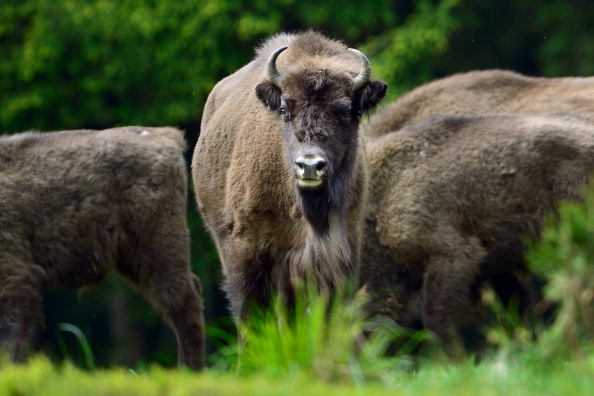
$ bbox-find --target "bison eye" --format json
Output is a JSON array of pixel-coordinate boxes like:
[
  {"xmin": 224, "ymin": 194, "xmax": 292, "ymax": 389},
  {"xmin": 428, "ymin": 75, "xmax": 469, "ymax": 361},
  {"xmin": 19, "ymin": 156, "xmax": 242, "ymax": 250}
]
[
  {"xmin": 280, "ymin": 106, "xmax": 290, "ymax": 122},
  {"xmin": 336, "ymin": 104, "xmax": 352, "ymax": 120}
]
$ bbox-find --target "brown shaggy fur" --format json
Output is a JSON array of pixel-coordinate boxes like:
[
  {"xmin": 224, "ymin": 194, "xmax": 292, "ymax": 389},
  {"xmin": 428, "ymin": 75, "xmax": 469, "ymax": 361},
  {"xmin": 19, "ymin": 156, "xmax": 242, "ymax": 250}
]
[
  {"xmin": 193, "ymin": 31, "xmax": 387, "ymax": 320},
  {"xmin": 365, "ymin": 69, "xmax": 594, "ymax": 138},
  {"xmin": 0, "ymin": 126, "xmax": 205, "ymax": 369},
  {"xmin": 360, "ymin": 113, "xmax": 594, "ymax": 351}
]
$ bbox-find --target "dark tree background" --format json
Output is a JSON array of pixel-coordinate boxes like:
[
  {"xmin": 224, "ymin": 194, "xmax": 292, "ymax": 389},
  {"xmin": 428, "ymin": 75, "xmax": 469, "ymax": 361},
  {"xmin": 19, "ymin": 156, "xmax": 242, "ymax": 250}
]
[{"xmin": 1, "ymin": 0, "xmax": 593, "ymax": 368}]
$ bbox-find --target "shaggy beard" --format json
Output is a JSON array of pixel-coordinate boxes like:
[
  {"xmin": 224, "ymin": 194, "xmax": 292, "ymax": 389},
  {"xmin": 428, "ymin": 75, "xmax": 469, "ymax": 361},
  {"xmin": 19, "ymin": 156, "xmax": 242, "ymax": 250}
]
[
  {"xmin": 291, "ymin": 185, "xmax": 354, "ymax": 297},
  {"xmin": 296, "ymin": 171, "xmax": 348, "ymax": 235},
  {"xmin": 297, "ymin": 186, "xmax": 332, "ymax": 233}
]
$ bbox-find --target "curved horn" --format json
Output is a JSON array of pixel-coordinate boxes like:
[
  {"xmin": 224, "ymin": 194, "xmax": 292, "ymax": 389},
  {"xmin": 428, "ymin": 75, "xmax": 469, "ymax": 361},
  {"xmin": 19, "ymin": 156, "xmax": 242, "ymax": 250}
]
[
  {"xmin": 348, "ymin": 48, "xmax": 372, "ymax": 91},
  {"xmin": 267, "ymin": 46, "xmax": 288, "ymax": 88}
]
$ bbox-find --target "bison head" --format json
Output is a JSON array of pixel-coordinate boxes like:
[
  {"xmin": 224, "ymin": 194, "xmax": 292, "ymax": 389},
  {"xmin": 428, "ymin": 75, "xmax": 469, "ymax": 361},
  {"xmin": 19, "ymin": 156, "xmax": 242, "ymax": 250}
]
[{"xmin": 255, "ymin": 46, "xmax": 387, "ymax": 233}]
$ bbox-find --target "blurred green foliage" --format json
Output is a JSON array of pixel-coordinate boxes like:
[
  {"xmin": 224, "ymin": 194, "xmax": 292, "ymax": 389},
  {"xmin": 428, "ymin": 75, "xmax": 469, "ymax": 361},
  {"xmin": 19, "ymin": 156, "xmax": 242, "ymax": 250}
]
[
  {"xmin": 527, "ymin": 180, "xmax": 594, "ymax": 358},
  {"xmin": 4, "ymin": 0, "xmax": 594, "ymax": 136},
  {"xmin": 2, "ymin": 0, "xmax": 594, "ymax": 369},
  {"xmin": 1, "ymin": 0, "xmax": 245, "ymax": 132},
  {"xmin": 0, "ymin": 0, "xmax": 413, "ymax": 133},
  {"xmin": 424, "ymin": 0, "xmax": 594, "ymax": 78},
  {"xmin": 363, "ymin": 0, "xmax": 459, "ymax": 99}
]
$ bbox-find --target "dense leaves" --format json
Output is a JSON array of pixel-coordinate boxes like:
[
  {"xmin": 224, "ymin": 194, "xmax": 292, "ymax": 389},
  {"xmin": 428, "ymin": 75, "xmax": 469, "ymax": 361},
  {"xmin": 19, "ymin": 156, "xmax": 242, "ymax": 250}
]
[
  {"xmin": 1, "ymin": 0, "xmax": 237, "ymax": 132},
  {"xmin": 0, "ymin": 0, "xmax": 458, "ymax": 135},
  {"xmin": 527, "ymin": 182, "xmax": 594, "ymax": 357},
  {"xmin": 3, "ymin": 0, "xmax": 594, "ymax": 136}
]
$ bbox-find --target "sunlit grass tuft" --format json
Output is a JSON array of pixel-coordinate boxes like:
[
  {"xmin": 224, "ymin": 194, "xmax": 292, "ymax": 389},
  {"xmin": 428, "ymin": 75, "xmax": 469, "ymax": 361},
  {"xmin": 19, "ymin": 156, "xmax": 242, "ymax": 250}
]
[
  {"xmin": 480, "ymin": 287, "xmax": 533, "ymax": 350},
  {"xmin": 211, "ymin": 283, "xmax": 424, "ymax": 385}
]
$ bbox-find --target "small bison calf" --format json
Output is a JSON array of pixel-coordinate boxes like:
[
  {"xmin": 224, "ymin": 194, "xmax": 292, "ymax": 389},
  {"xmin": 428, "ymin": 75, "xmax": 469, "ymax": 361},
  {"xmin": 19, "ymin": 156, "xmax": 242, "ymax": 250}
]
[{"xmin": 0, "ymin": 126, "xmax": 204, "ymax": 369}]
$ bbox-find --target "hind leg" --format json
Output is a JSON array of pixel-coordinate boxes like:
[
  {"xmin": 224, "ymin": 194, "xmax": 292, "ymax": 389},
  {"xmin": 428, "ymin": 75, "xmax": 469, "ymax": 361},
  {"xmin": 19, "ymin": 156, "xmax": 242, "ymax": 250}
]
[
  {"xmin": 0, "ymin": 260, "xmax": 45, "ymax": 363},
  {"xmin": 421, "ymin": 237, "xmax": 485, "ymax": 357},
  {"xmin": 160, "ymin": 272, "xmax": 205, "ymax": 370},
  {"xmin": 125, "ymin": 244, "xmax": 205, "ymax": 370}
]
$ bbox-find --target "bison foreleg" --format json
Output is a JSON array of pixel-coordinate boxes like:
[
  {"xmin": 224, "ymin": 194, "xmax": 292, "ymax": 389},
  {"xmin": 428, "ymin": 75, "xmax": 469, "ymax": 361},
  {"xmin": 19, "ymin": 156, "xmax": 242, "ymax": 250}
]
[{"xmin": 147, "ymin": 272, "xmax": 205, "ymax": 370}]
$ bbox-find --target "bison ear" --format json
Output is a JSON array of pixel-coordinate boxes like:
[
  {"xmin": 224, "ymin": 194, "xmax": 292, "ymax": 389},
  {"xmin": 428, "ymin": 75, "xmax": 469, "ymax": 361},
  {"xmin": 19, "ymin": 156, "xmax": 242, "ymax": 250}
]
[
  {"xmin": 256, "ymin": 81, "xmax": 282, "ymax": 111},
  {"xmin": 358, "ymin": 79, "xmax": 388, "ymax": 112}
]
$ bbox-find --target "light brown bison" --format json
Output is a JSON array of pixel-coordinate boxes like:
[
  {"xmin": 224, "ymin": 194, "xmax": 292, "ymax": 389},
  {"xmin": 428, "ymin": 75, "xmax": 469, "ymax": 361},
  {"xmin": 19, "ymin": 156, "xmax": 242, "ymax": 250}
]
[
  {"xmin": 192, "ymin": 31, "xmax": 387, "ymax": 320},
  {"xmin": 360, "ymin": 113, "xmax": 594, "ymax": 352},
  {"xmin": 365, "ymin": 69, "xmax": 594, "ymax": 138},
  {"xmin": 0, "ymin": 126, "xmax": 204, "ymax": 369}
]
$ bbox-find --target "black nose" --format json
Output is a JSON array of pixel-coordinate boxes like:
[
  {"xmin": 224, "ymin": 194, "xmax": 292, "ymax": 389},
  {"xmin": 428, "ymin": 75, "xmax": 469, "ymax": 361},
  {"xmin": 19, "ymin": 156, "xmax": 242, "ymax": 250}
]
[{"xmin": 294, "ymin": 155, "xmax": 328, "ymax": 179}]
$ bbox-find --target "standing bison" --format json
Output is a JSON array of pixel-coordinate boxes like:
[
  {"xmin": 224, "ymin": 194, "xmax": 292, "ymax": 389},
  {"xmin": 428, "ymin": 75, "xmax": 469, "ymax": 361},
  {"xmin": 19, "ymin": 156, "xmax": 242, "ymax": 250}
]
[
  {"xmin": 365, "ymin": 69, "xmax": 594, "ymax": 138},
  {"xmin": 192, "ymin": 31, "xmax": 387, "ymax": 320},
  {"xmin": 0, "ymin": 126, "xmax": 205, "ymax": 369},
  {"xmin": 360, "ymin": 113, "xmax": 594, "ymax": 352}
]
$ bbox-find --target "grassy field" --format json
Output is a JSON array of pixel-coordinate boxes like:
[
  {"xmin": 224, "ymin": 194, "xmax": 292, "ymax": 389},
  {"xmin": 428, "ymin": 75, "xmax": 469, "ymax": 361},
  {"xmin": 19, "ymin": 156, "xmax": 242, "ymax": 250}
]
[
  {"xmin": 1, "ymin": 347, "xmax": 593, "ymax": 396},
  {"xmin": 1, "ymin": 289, "xmax": 593, "ymax": 396}
]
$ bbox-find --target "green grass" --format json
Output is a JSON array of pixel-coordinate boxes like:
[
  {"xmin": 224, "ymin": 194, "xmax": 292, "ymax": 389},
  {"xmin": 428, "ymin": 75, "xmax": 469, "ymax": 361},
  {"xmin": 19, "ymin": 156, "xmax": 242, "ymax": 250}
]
[
  {"xmin": 1, "ymin": 349, "xmax": 593, "ymax": 396},
  {"xmin": 1, "ymin": 289, "xmax": 594, "ymax": 396},
  {"xmin": 224, "ymin": 286, "xmax": 422, "ymax": 383},
  {"xmin": 2, "ymin": 286, "xmax": 593, "ymax": 396}
]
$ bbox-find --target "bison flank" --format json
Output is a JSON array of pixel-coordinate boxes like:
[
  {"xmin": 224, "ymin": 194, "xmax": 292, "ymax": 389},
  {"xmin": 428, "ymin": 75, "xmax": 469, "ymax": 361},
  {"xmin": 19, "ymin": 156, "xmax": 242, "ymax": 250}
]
[{"xmin": 361, "ymin": 113, "xmax": 594, "ymax": 353}]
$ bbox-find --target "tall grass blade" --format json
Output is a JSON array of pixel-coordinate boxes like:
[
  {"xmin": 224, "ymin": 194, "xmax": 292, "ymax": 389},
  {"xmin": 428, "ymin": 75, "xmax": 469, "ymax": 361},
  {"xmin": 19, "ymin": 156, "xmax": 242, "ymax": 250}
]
[{"xmin": 55, "ymin": 323, "xmax": 96, "ymax": 370}]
